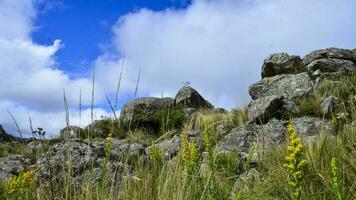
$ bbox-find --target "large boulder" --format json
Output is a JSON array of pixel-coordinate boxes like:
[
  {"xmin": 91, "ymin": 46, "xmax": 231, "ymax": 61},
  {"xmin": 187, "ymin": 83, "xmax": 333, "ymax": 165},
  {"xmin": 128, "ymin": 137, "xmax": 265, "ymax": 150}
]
[
  {"xmin": 0, "ymin": 155, "xmax": 31, "ymax": 182},
  {"xmin": 175, "ymin": 86, "xmax": 213, "ymax": 109},
  {"xmin": 352, "ymin": 49, "xmax": 356, "ymax": 62},
  {"xmin": 247, "ymin": 95, "xmax": 299, "ymax": 123},
  {"xmin": 303, "ymin": 48, "xmax": 354, "ymax": 65},
  {"xmin": 249, "ymin": 72, "xmax": 313, "ymax": 100},
  {"xmin": 261, "ymin": 53, "xmax": 305, "ymax": 78},
  {"xmin": 257, "ymin": 119, "xmax": 288, "ymax": 146},
  {"xmin": 0, "ymin": 125, "xmax": 15, "ymax": 142},
  {"xmin": 306, "ymin": 58, "xmax": 355, "ymax": 75},
  {"xmin": 120, "ymin": 97, "xmax": 174, "ymax": 121},
  {"xmin": 120, "ymin": 97, "xmax": 175, "ymax": 129}
]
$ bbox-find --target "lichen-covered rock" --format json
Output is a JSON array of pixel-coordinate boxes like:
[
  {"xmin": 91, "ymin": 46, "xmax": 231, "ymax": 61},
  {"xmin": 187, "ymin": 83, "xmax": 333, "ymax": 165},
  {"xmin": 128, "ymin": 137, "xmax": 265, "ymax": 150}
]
[
  {"xmin": 291, "ymin": 117, "xmax": 333, "ymax": 142},
  {"xmin": 306, "ymin": 58, "xmax": 355, "ymax": 75},
  {"xmin": 35, "ymin": 139, "xmax": 144, "ymax": 187},
  {"xmin": 249, "ymin": 72, "xmax": 313, "ymax": 100},
  {"xmin": 120, "ymin": 97, "xmax": 174, "ymax": 122},
  {"xmin": 261, "ymin": 53, "xmax": 305, "ymax": 78},
  {"xmin": 25, "ymin": 141, "xmax": 43, "ymax": 154},
  {"xmin": 303, "ymin": 48, "xmax": 354, "ymax": 65},
  {"xmin": 0, "ymin": 155, "xmax": 31, "ymax": 182},
  {"xmin": 175, "ymin": 86, "xmax": 213, "ymax": 109},
  {"xmin": 154, "ymin": 135, "xmax": 181, "ymax": 160},
  {"xmin": 152, "ymin": 130, "xmax": 204, "ymax": 160},
  {"xmin": 60, "ymin": 126, "xmax": 83, "ymax": 140},
  {"xmin": 219, "ymin": 123, "xmax": 257, "ymax": 154},
  {"xmin": 257, "ymin": 119, "xmax": 288, "ymax": 146},
  {"xmin": 320, "ymin": 96, "xmax": 340, "ymax": 115},
  {"xmin": 247, "ymin": 95, "xmax": 299, "ymax": 123}
]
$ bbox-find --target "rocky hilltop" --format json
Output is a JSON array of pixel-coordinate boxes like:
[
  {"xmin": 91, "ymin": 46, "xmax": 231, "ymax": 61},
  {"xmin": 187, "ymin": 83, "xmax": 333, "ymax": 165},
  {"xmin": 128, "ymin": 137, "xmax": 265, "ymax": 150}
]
[{"xmin": 0, "ymin": 47, "xmax": 355, "ymax": 199}]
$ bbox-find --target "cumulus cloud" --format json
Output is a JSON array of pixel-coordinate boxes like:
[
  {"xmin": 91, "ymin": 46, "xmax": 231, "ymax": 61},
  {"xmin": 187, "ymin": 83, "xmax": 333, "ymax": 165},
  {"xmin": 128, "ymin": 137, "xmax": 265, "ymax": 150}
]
[
  {"xmin": 0, "ymin": 0, "xmax": 116, "ymax": 137},
  {"xmin": 1, "ymin": 0, "xmax": 356, "ymax": 137},
  {"xmin": 110, "ymin": 0, "xmax": 356, "ymax": 107}
]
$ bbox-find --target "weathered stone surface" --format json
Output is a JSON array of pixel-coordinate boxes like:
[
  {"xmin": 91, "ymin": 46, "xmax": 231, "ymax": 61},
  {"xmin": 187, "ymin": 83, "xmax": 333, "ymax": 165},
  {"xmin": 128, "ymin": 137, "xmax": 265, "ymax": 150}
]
[
  {"xmin": 303, "ymin": 48, "xmax": 354, "ymax": 65},
  {"xmin": 247, "ymin": 95, "xmax": 299, "ymax": 123},
  {"xmin": 25, "ymin": 141, "xmax": 43, "ymax": 154},
  {"xmin": 261, "ymin": 53, "xmax": 305, "ymax": 78},
  {"xmin": 120, "ymin": 97, "xmax": 174, "ymax": 122},
  {"xmin": 257, "ymin": 119, "xmax": 288, "ymax": 146},
  {"xmin": 320, "ymin": 96, "xmax": 340, "ymax": 115},
  {"xmin": 35, "ymin": 139, "xmax": 145, "ymax": 186},
  {"xmin": 291, "ymin": 117, "xmax": 333, "ymax": 142},
  {"xmin": 175, "ymin": 86, "xmax": 213, "ymax": 109},
  {"xmin": 0, "ymin": 125, "xmax": 15, "ymax": 142},
  {"xmin": 306, "ymin": 58, "xmax": 356, "ymax": 74},
  {"xmin": 249, "ymin": 72, "xmax": 313, "ymax": 100},
  {"xmin": 219, "ymin": 123, "xmax": 257, "ymax": 154},
  {"xmin": 60, "ymin": 126, "xmax": 83, "ymax": 140},
  {"xmin": 152, "ymin": 130, "xmax": 204, "ymax": 160},
  {"xmin": 352, "ymin": 49, "xmax": 356, "ymax": 62},
  {"xmin": 154, "ymin": 135, "xmax": 181, "ymax": 160},
  {"xmin": 0, "ymin": 155, "xmax": 31, "ymax": 181}
]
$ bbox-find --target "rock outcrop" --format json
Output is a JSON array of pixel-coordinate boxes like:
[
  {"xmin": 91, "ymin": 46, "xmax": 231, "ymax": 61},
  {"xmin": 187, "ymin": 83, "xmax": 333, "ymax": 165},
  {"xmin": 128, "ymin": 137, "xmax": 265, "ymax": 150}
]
[
  {"xmin": 247, "ymin": 95, "xmax": 299, "ymax": 123},
  {"xmin": 0, "ymin": 155, "xmax": 32, "ymax": 182},
  {"xmin": 303, "ymin": 48, "xmax": 356, "ymax": 75},
  {"xmin": 303, "ymin": 48, "xmax": 355, "ymax": 65},
  {"xmin": 120, "ymin": 97, "xmax": 175, "ymax": 122},
  {"xmin": 306, "ymin": 58, "xmax": 355, "ymax": 75},
  {"xmin": 175, "ymin": 86, "xmax": 213, "ymax": 109},
  {"xmin": 35, "ymin": 139, "xmax": 146, "ymax": 186},
  {"xmin": 60, "ymin": 126, "xmax": 83, "ymax": 140},
  {"xmin": 261, "ymin": 53, "xmax": 305, "ymax": 78},
  {"xmin": 248, "ymin": 72, "xmax": 313, "ymax": 100}
]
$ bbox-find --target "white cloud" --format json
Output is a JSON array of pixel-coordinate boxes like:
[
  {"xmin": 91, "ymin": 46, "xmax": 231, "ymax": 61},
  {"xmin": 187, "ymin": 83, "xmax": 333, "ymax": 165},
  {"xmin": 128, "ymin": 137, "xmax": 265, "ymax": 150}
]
[
  {"xmin": 1, "ymin": 0, "xmax": 356, "ymax": 137},
  {"xmin": 109, "ymin": 0, "xmax": 356, "ymax": 107},
  {"xmin": 0, "ymin": 0, "xmax": 115, "ymax": 136}
]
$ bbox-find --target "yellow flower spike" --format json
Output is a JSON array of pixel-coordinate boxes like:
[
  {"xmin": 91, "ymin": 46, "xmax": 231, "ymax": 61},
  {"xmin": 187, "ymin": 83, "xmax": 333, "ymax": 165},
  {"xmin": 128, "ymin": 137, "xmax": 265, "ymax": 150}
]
[{"xmin": 283, "ymin": 122, "xmax": 307, "ymax": 200}]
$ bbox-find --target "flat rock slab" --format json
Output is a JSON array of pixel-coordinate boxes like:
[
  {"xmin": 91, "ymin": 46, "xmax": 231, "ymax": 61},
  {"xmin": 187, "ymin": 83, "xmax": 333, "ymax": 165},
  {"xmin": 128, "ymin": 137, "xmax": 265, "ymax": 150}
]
[{"xmin": 249, "ymin": 72, "xmax": 313, "ymax": 100}]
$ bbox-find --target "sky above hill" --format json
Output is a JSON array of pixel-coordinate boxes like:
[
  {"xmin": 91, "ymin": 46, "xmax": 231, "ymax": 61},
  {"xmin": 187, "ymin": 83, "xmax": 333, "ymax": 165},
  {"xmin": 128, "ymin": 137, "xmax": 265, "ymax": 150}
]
[{"xmin": 1, "ymin": 0, "xmax": 356, "ymax": 137}]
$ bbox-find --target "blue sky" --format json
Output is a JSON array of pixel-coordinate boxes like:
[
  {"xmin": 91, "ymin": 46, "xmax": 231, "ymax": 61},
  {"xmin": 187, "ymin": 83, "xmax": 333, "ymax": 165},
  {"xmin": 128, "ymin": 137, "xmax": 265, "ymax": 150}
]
[
  {"xmin": 0, "ymin": 0, "xmax": 355, "ymax": 137},
  {"xmin": 33, "ymin": 0, "xmax": 191, "ymax": 78}
]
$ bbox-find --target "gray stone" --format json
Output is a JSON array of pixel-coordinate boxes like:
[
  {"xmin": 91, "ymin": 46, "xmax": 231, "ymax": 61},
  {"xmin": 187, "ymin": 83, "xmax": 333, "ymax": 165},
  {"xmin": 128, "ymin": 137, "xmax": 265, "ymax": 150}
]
[
  {"xmin": 306, "ymin": 58, "xmax": 355, "ymax": 75},
  {"xmin": 175, "ymin": 86, "xmax": 213, "ymax": 109},
  {"xmin": 0, "ymin": 155, "xmax": 31, "ymax": 182},
  {"xmin": 35, "ymin": 139, "xmax": 143, "ymax": 186},
  {"xmin": 247, "ymin": 95, "xmax": 299, "ymax": 123},
  {"xmin": 25, "ymin": 141, "xmax": 43, "ymax": 154},
  {"xmin": 120, "ymin": 97, "xmax": 175, "ymax": 128},
  {"xmin": 153, "ymin": 130, "xmax": 204, "ymax": 160},
  {"xmin": 60, "ymin": 126, "xmax": 83, "ymax": 140},
  {"xmin": 249, "ymin": 72, "xmax": 313, "ymax": 100},
  {"xmin": 320, "ymin": 96, "xmax": 340, "ymax": 115},
  {"xmin": 261, "ymin": 53, "xmax": 305, "ymax": 78},
  {"xmin": 303, "ymin": 48, "xmax": 354, "ymax": 65},
  {"xmin": 219, "ymin": 123, "xmax": 257, "ymax": 154},
  {"xmin": 257, "ymin": 119, "xmax": 288, "ymax": 146},
  {"xmin": 291, "ymin": 117, "xmax": 333, "ymax": 142},
  {"xmin": 154, "ymin": 135, "xmax": 181, "ymax": 160}
]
